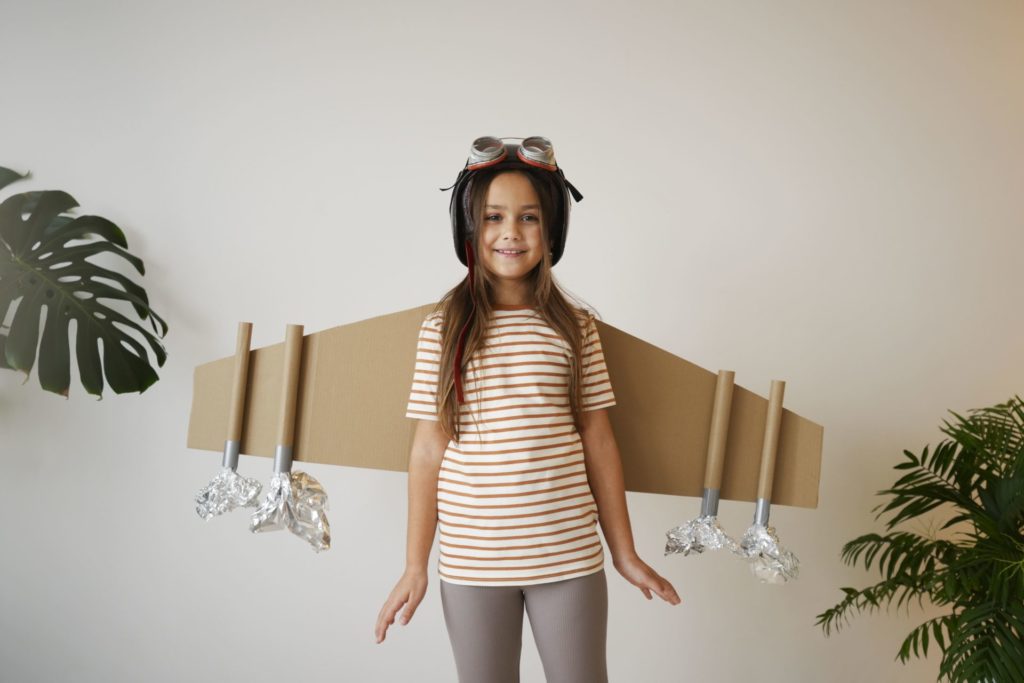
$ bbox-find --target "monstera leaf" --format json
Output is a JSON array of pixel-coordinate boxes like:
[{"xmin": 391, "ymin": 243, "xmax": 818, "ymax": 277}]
[{"xmin": 0, "ymin": 165, "xmax": 167, "ymax": 397}]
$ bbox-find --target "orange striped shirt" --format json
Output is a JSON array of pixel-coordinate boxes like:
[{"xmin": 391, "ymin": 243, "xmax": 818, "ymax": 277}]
[{"xmin": 404, "ymin": 303, "xmax": 616, "ymax": 586}]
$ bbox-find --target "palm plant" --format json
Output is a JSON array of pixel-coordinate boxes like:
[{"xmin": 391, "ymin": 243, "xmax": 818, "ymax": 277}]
[
  {"xmin": 0, "ymin": 165, "xmax": 166, "ymax": 396},
  {"xmin": 816, "ymin": 395, "xmax": 1024, "ymax": 681}
]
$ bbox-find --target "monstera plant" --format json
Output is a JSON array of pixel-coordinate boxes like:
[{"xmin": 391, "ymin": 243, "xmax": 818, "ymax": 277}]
[
  {"xmin": 817, "ymin": 395, "xmax": 1024, "ymax": 682},
  {"xmin": 0, "ymin": 165, "xmax": 166, "ymax": 396}
]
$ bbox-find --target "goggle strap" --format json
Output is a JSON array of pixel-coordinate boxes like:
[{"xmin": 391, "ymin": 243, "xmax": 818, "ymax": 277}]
[
  {"xmin": 440, "ymin": 167, "xmax": 470, "ymax": 192},
  {"xmin": 443, "ymin": 158, "xmax": 583, "ymax": 203},
  {"xmin": 564, "ymin": 177, "xmax": 584, "ymax": 203}
]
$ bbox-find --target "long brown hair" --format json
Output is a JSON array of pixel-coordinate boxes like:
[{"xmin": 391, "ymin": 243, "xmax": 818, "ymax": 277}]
[{"xmin": 429, "ymin": 168, "xmax": 598, "ymax": 443}]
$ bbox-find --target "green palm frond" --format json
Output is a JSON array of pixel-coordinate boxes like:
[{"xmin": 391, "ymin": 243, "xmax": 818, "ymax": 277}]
[
  {"xmin": 897, "ymin": 614, "xmax": 954, "ymax": 663},
  {"xmin": 817, "ymin": 395, "xmax": 1024, "ymax": 682},
  {"xmin": 941, "ymin": 603, "xmax": 1024, "ymax": 681},
  {"xmin": 0, "ymin": 165, "xmax": 167, "ymax": 397}
]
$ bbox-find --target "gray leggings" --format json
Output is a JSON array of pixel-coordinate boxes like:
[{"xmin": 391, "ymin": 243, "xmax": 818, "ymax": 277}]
[{"xmin": 439, "ymin": 569, "xmax": 609, "ymax": 683}]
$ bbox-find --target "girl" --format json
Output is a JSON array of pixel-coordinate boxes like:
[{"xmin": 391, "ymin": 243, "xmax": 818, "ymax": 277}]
[{"xmin": 374, "ymin": 136, "xmax": 680, "ymax": 682}]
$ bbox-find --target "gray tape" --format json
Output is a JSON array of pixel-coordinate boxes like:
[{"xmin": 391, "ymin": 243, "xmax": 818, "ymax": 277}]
[
  {"xmin": 221, "ymin": 439, "xmax": 240, "ymax": 470},
  {"xmin": 273, "ymin": 444, "xmax": 293, "ymax": 473},
  {"xmin": 699, "ymin": 488, "xmax": 720, "ymax": 517},
  {"xmin": 754, "ymin": 498, "xmax": 771, "ymax": 526}
]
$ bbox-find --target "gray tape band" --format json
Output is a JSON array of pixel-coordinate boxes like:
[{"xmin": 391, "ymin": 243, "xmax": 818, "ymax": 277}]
[
  {"xmin": 273, "ymin": 445, "xmax": 293, "ymax": 473},
  {"xmin": 700, "ymin": 488, "xmax": 720, "ymax": 517},
  {"xmin": 222, "ymin": 440, "xmax": 240, "ymax": 470},
  {"xmin": 754, "ymin": 498, "xmax": 771, "ymax": 526}
]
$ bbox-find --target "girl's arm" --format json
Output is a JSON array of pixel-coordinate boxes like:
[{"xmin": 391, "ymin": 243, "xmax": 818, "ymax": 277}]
[
  {"xmin": 405, "ymin": 418, "xmax": 449, "ymax": 573},
  {"xmin": 580, "ymin": 408, "xmax": 682, "ymax": 605},
  {"xmin": 579, "ymin": 408, "xmax": 639, "ymax": 565},
  {"xmin": 375, "ymin": 418, "xmax": 449, "ymax": 643}
]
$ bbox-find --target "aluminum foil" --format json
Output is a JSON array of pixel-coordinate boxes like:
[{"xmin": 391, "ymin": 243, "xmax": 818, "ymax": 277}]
[
  {"xmin": 195, "ymin": 467, "xmax": 263, "ymax": 520},
  {"xmin": 250, "ymin": 471, "xmax": 331, "ymax": 552},
  {"xmin": 736, "ymin": 524, "xmax": 799, "ymax": 583},
  {"xmin": 665, "ymin": 515, "xmax": 738, "ymax": 556}
]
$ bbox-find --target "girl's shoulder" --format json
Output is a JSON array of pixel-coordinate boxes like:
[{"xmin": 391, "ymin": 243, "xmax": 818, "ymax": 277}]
[
  {"xmin": 422, "ymin": 310, "xmax": 444, "ymax": 330},
  {"xmin": 572, "ymin": 305, "xmax": 598, "ymax": 328}
]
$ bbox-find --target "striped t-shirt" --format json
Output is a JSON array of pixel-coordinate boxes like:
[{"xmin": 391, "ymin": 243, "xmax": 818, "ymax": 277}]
[{"xmin": 404, "ymin": 303, "xmax": 616, "ymax": 586}]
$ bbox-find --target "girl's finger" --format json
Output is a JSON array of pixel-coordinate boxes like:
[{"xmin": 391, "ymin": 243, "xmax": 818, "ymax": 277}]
[
  {"xmin": 376, "ymin": 601, "xmax": 392, "ymax": 625},
  {"xmin": 401, "ymin": 600, "xmax": 418, "ymax": 624},
  {"xmin": 649, "ymin": 574, "xmax": 671, "ymax": 598},
  {"xmin": 381, "ymin": 601, "xmax": 399, "ymax": 625}
]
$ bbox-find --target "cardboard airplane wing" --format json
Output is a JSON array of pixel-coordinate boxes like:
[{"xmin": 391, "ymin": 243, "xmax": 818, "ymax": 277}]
[{"xmin": 187, "ymin": 304, "xmax": 823, "ymax": 509}]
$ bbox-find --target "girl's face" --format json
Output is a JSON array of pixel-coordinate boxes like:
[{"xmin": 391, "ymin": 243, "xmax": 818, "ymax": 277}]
[{"xmin": 478, "ymin": 171, "xmax": 545, "ymax": 287}]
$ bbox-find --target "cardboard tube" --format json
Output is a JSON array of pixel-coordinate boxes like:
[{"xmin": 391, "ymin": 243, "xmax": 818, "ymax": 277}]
[
  {"xmin": 754, "ymin": 380, "xmax": 786, "ymax": 525},
  {"xmin": 222, "ymin": 322, "xmax": 253, "ymax": 470},
  {"xmin": 226, "ymin": 322, "xmax": 253, "ymax": 442},
  {"xmin": 700, "ymin": 370, "xmax": 734, "ymax": 516},
  {"xmin": 704, "ymin": 370, "xmax": 735, "ymax": 490},
  {"xmin": 274, "ymin": 324, "xmax": 304, "ymax": 472}
]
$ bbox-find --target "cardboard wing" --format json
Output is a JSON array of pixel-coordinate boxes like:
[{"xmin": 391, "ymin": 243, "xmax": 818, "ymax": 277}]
[{"xmin": 187, "ymin": 304, "xmax": 823, "ymax": 509}]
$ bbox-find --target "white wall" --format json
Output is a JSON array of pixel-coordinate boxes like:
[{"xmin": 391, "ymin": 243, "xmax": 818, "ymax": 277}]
[{"xmin": 1, "ymin": 1, "xmax": 1021, "ymax": 681}]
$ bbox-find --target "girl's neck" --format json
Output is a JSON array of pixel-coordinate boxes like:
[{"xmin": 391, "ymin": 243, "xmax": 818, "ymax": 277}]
[
  {"xmin": 490, "ymin": 283, "xmax": 534, "ymax": 309},
  {"xmin": 492, "ymin": 293, "xmax": 535, "ymax": 309},
  {"xmin": 493, "ymin": 302, "xmax": 535, "ymax": 310}
]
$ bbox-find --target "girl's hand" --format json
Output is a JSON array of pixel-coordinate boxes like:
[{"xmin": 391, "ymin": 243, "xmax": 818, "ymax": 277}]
[
  {"xmin": 375, "ymin": 568, "xmax": 429, "ymax": 644},
  {"xmin": 613, "ymin": 553, "xmax": 682, "ymax": 605}
]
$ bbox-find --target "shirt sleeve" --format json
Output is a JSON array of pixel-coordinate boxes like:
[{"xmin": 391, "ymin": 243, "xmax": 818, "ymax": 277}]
[
  {"xmin": 405, "ymin": 314, "xmax": 442, "ymax": 421},
  {"xmin": 581, "ymin": 314, "xmax": 616, "ymax": 411}
]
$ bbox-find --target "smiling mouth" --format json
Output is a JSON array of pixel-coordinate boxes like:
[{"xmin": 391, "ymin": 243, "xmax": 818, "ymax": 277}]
[{"xmin": 495, "ymin": 249, "xmax": 526, "ymax": 255}]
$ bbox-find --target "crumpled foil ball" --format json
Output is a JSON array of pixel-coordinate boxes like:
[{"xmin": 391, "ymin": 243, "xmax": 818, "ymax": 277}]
[
  {"xmin": 665, "ymin": 515, "xmax": 739, "ymax": 556},
  {"xmin": 736, "ymin": 524, "xmax": 800, "ymax": 583},
  {"xmin": 195, "ymin": 467, "xmax": 263, "ymax": 520},
  {"xmin": 250, "ymin": 471, "xmax": 331, "ymax": 552}
]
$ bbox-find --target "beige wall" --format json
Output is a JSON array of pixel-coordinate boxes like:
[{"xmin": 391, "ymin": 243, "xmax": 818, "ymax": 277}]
[{"xmin": 1, "ymin": 1, "xmax": 1021, "ymax": 681}]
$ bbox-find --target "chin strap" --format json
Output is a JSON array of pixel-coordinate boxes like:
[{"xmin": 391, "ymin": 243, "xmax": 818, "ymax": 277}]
[{"xmin": 454, "ymin": 238, "xmax": 476, "ymax": 405}]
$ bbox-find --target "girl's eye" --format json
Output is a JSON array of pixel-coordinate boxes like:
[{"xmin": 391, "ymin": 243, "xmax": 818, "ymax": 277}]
[{"xmin": 485, "ymin": 213, "xmax": 538, "ymax": 222}]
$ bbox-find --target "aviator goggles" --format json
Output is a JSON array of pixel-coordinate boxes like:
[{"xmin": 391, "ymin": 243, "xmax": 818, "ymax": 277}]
[
  {"xmin": 466, "ymin": 135, "xmax": 559, "ymax": 172},
  {"xmin": 441, "ymin": 135, "xmax": 582, "ymax": 202}
]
